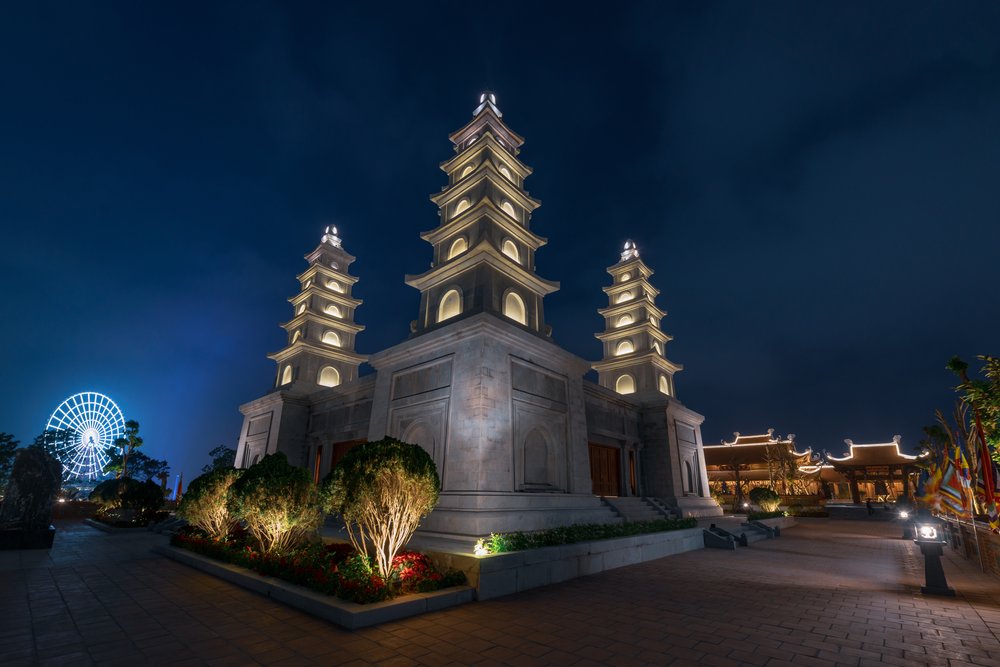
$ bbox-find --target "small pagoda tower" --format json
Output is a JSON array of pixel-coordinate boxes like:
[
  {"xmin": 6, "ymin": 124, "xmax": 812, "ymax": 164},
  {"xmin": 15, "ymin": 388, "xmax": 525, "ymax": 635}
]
[
  {"xmin": 405, "ymin": 92, "xmax": 559, "ymax": 335},
  {"xmin": 268, "ymin": 225, "xmax": 367, "ymax": 389},
  {"xmin": 593, "ymin": 240, "xmax": 682, "ymax": 396}
]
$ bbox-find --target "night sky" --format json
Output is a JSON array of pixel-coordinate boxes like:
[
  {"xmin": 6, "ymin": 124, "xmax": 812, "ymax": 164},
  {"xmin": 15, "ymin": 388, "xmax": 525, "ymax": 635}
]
[{"xmin": 2, "ymin": 2, "xmax": 998, "ymax": 483}]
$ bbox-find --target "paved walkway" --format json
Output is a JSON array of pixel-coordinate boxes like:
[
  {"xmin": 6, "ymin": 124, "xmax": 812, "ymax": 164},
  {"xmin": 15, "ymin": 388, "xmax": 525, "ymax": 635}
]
[{"xmin": 3, "ymin": 519, "xmax": 1000, "ymax": 666}]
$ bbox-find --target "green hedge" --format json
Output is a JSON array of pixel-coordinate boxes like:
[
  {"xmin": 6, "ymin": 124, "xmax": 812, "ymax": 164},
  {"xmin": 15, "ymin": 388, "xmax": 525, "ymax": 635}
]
[{"xmin": 481, "ymin": 517, "xmax": 697, "ymax": 554}]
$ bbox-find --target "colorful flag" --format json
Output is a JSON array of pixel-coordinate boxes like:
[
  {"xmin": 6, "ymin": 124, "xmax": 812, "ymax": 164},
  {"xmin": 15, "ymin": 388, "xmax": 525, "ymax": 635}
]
[
  {"xmin": 920, "ymin": 462, "xmax": 943, "ymax": 512},
  {"xmin": 937, "ymin": 458, "xmax": 969, "ymax": 517},
  {"xmin": 955, "ymin": 445, "xmax": 972, "ymax": 488}
]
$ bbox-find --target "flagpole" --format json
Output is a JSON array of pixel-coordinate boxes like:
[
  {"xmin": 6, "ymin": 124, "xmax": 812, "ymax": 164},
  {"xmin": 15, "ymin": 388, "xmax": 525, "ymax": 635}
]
[{"xmin": 967, "ymin": 483, "xmax": 986, "ymax": 572}]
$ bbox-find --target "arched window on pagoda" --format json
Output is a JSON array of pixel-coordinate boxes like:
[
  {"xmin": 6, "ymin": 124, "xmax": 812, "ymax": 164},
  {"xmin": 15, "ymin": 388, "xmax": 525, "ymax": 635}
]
[
  {"xmin": 438, "ymin": 289, "xmax": 462, "ymax": 322},
  {"xmin": 503, "ymin": 291, "xmax": 526, "ymax": 325},
  {"xmin": 615, "ymin": 374, "xmax": 635, "ymax": 395},
  {"xmin": 501, "ymin": 239, "xmax": 520, "ymax": 263},
  {"xmin": 318, "ymin": 366, "xmax": 340, "ymax": 388},
  {"xmin": 447, "ymin": 237, "xmax": 468, "ymax": 259}
]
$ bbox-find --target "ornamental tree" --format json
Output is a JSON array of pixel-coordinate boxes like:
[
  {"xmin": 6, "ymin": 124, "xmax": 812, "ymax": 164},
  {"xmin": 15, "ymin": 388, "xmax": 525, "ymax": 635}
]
[
  {"xmin": 202, "ymin": 445, "xmax": 237, "ymax": 473},
  {"xmin": 748, "ymin": 486, "xmax": 781, "ymax": 512},
  {"xmin": 948, "ymin": 355, "xmax": 1000, "ymax": 462},
  {"xmin": 178, "ymin": 468, "xmax": 243, "ymax": 541},
  {"xmin": 107, "ymin": 420, "xmax": 143, "ymax": 479},
  {"xmin": 229, "ymin": 452, "xmax": 325, "ymax": 553},
  {"xmin": 324, "ymin": 437, "xmax": 440, "ymax": 579}
]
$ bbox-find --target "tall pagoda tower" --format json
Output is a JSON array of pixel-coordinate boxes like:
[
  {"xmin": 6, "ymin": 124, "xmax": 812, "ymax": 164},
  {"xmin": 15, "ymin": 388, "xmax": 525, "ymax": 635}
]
[
  {"xmin": 404, "ymin": 92, "xmax": 559, "ymax": 335},
  {"xmin": 593, "ymin": 240, "xmax": 682, "ymax": 396},
  {"xmin": 268, "ymin": 225, "xmax": 367, "ymax": 389}
]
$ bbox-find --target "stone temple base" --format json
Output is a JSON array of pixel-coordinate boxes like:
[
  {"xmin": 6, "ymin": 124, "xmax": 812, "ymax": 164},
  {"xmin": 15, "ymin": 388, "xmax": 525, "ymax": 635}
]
[
  {"xmin": 0, "ymin": 525, "xmax": 56, "ymax": 550},
  {"xmin": 417, "ymin": 492, "xmax": 623, "ymax": 537}
]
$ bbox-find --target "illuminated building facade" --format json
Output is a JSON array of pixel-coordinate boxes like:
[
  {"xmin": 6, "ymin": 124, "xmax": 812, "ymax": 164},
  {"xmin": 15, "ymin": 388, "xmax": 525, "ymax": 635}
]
[
  {"xmin": 235, "ymin": 94, "xmax": 721, "ymax": 537},
  {"xmin": 704, "ymin": 431, "xmax": 926, "ymax": 504}
]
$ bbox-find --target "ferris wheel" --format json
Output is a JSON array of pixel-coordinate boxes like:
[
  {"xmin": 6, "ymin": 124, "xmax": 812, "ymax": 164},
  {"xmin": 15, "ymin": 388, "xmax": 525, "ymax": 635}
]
[{"xmin": 46, "ymin": 391, "xmax": 126, "ymax": 481}]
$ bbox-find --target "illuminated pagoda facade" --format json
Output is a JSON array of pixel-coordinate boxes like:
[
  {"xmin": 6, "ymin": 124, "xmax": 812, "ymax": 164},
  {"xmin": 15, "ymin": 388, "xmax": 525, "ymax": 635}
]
[
  {"xmin": 235, "ymin": 93, "xmax": 721, "ymax": 538},
  {"xmin": 270, "ymin": 225, "xmax": 367, "ymax": 391},
  {"xmin": 405, "ymin": 92, "xmax": 557, "ymax": 336},
  {"xmin": 593, "ymin": 240, "xmax": 682, "ymax": 397}
]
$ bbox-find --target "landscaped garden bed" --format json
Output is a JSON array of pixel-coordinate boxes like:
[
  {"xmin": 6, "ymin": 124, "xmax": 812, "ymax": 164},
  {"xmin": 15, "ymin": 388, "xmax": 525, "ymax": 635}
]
[
  {"xmin": 163, "ymin": 439, "xmax": 473, "ymax": 627},
  {"xmin": 156, "ymin": 541, "xmax": 474, "ymax": 629},
  {"xmin": 170, "ymin": 526, "xmax": 465, "ymax": 604}
]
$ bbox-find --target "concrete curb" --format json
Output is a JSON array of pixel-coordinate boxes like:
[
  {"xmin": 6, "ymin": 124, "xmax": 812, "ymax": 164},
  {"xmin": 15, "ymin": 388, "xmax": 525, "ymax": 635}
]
[
  {"xmin": 152, "ymin": 544, "xmax": 474, "ymax": 629},
  {"xmin": 459, "ymin": 527, "xmax": 709, "ymax": 599},
  {"xmin": 84, "ymin": 518, "xmax": 151, "ymax": 534}
]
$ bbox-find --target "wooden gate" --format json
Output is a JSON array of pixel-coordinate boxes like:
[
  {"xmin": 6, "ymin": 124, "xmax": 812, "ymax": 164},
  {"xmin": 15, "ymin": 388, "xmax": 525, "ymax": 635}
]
[{"xmin": 589, "ymin": 444, "xmax": 620, "ymax": 497}]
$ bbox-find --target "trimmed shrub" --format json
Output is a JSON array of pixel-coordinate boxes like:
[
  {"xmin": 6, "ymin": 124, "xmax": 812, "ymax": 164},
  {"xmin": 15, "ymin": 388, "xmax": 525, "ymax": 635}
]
[
  {"xmin": 178, "ymin": 468, "xmax": 243, "ymax": 540},
  {"xmin": 123, "ymin": 479, "xmax": 165, "ymax": 514},
  {"xmin": 89, "ymin": 478, "xmax": 136, "ymax": 509},
  {"xmin": 89, "ymin": 477, "xmax": 163, "ymax": 524},
  {"xmin": 229, "ymin": 453, "xmax": 325, "ymax": 554},
  {"xmin": 748, "ymin": 487, "xmax": 781, "ymax": 512},
  {"xmin": 324, "ymin": 437, "xmax": 439, "ymax": 578}
]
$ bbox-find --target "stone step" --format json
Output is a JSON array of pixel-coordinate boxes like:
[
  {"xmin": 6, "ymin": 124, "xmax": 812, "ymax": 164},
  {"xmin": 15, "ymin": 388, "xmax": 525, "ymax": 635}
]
[{"xmin": 604, "ymin": 497, "xmax": 673, "ymax": 523}]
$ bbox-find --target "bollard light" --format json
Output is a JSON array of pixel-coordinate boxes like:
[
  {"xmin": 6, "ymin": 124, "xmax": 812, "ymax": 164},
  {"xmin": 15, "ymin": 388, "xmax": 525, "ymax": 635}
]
[
  {"xmin": 898, "ymin": 508, "xmax": 913, "ymax": 538},
  {"xmin": 913, "ymin": 517, "xmax": 954, "ymax": 596}
]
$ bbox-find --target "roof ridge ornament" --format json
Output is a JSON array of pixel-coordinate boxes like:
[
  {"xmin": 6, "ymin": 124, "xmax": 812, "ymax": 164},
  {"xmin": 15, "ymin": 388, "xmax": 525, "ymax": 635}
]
[
  {"xmin": 322, "ymin": 225, "xmax": 342, "ymax": 248},
  {"xmin": 473, "ymin": 91, "xmax": 502, "ymax": 118},
  {"xmin": 620, "ymin": 239, "xmax": 639, "ymax": 262}
]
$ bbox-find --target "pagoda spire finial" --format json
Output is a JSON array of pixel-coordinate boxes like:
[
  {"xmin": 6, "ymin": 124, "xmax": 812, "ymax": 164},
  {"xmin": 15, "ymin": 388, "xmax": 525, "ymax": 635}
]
[
  {"xmin": 620, "ymin": 239, "xmax": 639, "ymax": 262},
  {"xmin": 473, "ymin": 91, "xmax": 501, "ymax": 118},
  {"xmin": 322, "ymin": 225, "xmax": 342, "ymax": 248}
]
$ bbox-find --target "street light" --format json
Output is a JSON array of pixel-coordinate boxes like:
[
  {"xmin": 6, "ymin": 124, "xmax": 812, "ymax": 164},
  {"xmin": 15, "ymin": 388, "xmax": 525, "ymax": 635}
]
[{"xmin": 913, "ymin": 517, "xmax": 954, "ymax": 596}]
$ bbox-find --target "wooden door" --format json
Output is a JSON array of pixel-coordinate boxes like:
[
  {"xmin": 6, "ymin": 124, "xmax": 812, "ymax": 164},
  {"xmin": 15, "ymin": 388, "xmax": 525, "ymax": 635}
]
[
  {"xmin": 589, "ymin": 444, "xmax": 620, "ymax": 497},
  {"xmin": 330, "ymin": 439, "xmax": 366, "ymax": 471}
]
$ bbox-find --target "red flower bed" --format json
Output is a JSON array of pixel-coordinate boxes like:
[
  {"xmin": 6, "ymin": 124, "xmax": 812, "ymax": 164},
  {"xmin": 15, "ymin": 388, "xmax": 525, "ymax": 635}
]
[{"xmin": 171, "ymin": 527, "xmax": 464, "ymax": 604}]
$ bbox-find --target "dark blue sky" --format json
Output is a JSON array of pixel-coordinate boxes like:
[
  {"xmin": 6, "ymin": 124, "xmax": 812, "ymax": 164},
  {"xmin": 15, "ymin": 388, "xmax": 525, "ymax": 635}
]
[{"xmin": 2, "ymin": 2, "xmax": 998, "ymax": 482}]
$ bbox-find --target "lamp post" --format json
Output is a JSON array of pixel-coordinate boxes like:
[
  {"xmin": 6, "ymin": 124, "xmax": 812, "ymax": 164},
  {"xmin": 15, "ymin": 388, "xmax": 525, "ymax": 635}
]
[{"xmin": 913, "ymin": 519, "xmax": 955, "ymax": 596}]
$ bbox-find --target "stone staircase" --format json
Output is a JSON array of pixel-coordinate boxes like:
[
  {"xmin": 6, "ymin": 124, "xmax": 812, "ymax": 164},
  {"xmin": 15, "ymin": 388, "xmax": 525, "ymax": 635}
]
[
  {"xmin": 603, "ymin": 496, "xmax": 674, "ymax": 522},
  {"xmin": 702, "ymin": 520, "xmax": 779, "ymax": 549}
]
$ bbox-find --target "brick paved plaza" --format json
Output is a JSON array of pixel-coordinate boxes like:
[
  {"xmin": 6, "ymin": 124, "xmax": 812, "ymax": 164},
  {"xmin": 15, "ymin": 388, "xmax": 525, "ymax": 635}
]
[{"xmin": 3, "ymin": 518, "xmax": 1000, "ymax": 666}]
